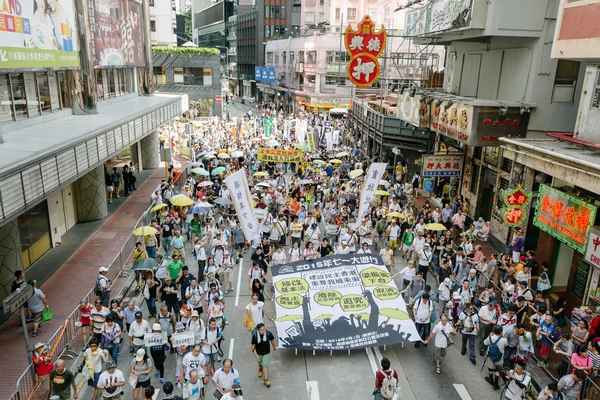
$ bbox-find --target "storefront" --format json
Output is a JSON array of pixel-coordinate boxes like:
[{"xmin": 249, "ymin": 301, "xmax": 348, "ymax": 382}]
[{"xmin": 581, "ymin": 228, "xmax": 600, "ymax": 310}]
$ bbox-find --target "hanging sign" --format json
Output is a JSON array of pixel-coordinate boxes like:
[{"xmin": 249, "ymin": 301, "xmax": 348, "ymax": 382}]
[
  {"xmin": 356, "ymin": 163, "xmax": 387, "ymax": 223},
  {"xmin": 502, "ymin": 186, "xmax": 533, "ymax": 227},
  {"xmin": 344, "ymin": 16, "xmax": 387, "ymax": 88},
  {"xmin": 533, "ymin": 184, "xmax": 597, "ymax": 253},
  {"xmin": 226, "ymin": 169, "xmax": 261, "ymax": 244},
  {"xmin": 257, "ymin": 148, "xmax": 303, "ymax": 163},
  {"xmin": 271, "ymin": 254, "xmax": 419, "ymax": 351},
  {"xmin": 422, "ymin": 155, "xmax": 463, "ymax": 177}
]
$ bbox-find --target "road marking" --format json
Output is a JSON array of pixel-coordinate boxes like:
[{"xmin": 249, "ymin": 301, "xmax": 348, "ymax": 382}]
[
  {"xmin": 365, "ymin": 348, "xmax": 379, "ymax": 376},
  {"xmin": 235, "ymin": 257, "xmax": 243, "ymax": 306},
  {"xmin": 373, "ymin": 346, "xmax": 383, "ymax": 362},
  {"xmin": 453, "ymin": 384, "xmax": 473, "ymax": 400},
  {"xmin": 306, "ymin": 381, "xmax": 320, "ymax": 400},
  {"xmin": 228, "ymin": 338, "xmax": 234, "ymax": 360}
]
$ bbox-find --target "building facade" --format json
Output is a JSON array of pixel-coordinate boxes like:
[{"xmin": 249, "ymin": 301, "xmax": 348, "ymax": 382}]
[
  {"xmin": 0, "ymin": 0, "xmax": 187, "ymax": 312},
  {"xmin": 150, "ymin": 0, "xmax": 178, "ymax": 47}
]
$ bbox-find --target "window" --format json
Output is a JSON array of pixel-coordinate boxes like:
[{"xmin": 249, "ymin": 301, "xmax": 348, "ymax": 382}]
[
  {"xmin": 174, "ymin": 67, "xmax": 184, "ymax": 83},
  {"xmin": 305, "ymin": 11, "xmax": 315, "ymax": 24},
  {"xmin": 469, "ymin": 164, "xmax": 480, "ymax": 193},
  {"xmin": 282, "ymin": 51, "xmax": 286, "ymax": 64},
  {"xmin": 552, "ymin": 59, "xmax": 580, "ymax": 103},
  {"xmin": 319, "ymin": 12, "xmax": 325, "ymax": 22},
  {"xmin": 483, "ymin": 147, "xmax": 499, "ymax": 166},
  {"xmin": 592, "ymin": 69, "xmax": 600, "ymax": 109},
  {"xmin": 0, "ymin": 75, "xmax": 13, "ymax": 122},
  {"xmin": 183, "ymin": 68, "xmax": 213, "ymax": 85},
  {"xmin": 153, "ymin": 67, "xmax": 166, "ymax": 85},
  {"xmin": 307, "ymin": 51, "xmax": 317, "ymax": 63},
  {"xmin": 265, "ymin": 5, "xmax": 271, "ymax": 18},
  {"xmin": 58, "ymin": 71, "xmax": 71, "ymax": 109},
  {"xmin": 367, "ymin": 8, "xmax": 377, "ymax": 18},
  {"xmin": 325, "ymin": 76, "xmax": 346, "ymax": 86},
  {"xmin": 335, "ymin": 8, "xmax": 340, "ymax": 20},
  {"xmin": 275, "ymin": 52, "xmax": 280, "ymax": 63},
  {"xmin": 267, "ymin": 52, "xmax": 274, "ymax": 63},
  {"xmin": 326, "ymin": 51, "xmax": 350, "ymax": 63},
  {"xmin": 347, "ymin": 7, "xmax": 357, "ymax": 20},
  {"xmin": 501, "ymin": 157, "xmax": 513, "ymax": 173},
  {"xmin": 280, "ymin": 72, "xmax": 286, "ymax": 82},
  {"xmin": 473, "ymin": 147, "xmax": 482, "ymax": 160},
  {"xmin": 496, "ymin": 178, "xmax": 509, "ymax": 208},
  {"xmin": 11, "ymin": 73, "xmax": 28, "ymax": 120},
  {"xmin": 298, "ymin": 51, "xmax": 304, "ymax": 63},
  {"xmin": 36, "ymin": 72, "xmax": 51, "ymax": 114},
  {"xmin": 307, "ymin": 75, "xmax": 316, "ymax": 84},
  {"xmin": 150, "ymin": 20, "xmax": 156, "ymax": 32}
]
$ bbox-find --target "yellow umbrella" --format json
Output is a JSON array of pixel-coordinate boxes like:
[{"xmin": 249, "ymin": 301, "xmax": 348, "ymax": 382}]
[
  {"xmin": 349, "ymin": 169, "xmax": 364, "ymax": 179},
  {"xmin": 375, "ymin": 190, "xmax": 390, "ymax": 196},
  {"xmin": 329, "ymin": 158, "xmax": 343, "ymax": 164},
  {"xmin": 379, "ymin": 308, "xmax": 411, "ymax": 321},
  {"xmin": 150, "ymin": 204, "xmax": 167, "ymax": 212},
  {"xmin": 387, "ymin": 212, "xmax": 405, "ymax": 220},
  {"xmin": 425, "ymin": 223, "xmax": 448, "ymax": 231},
  {"xmin": 294, "ymin": 143, "xmax": 307, "ymax": 151},
  {"xmin": 274, "ymin": 314, "xmax": 304, "ymax": 322},
  {"xmin": 336, "ymin": 151, "xmax": 349, "ymax": 157},
  {"xmin": 170, "ymin": 196, "xmax": 194, "ymax": 207},
  {"xmin": 253, "ymin": 171, "xmax": 269, "ymax": 177},
  {"xmin": 133, "ymin": 226, "xmax": 159, "ymax": 236}
]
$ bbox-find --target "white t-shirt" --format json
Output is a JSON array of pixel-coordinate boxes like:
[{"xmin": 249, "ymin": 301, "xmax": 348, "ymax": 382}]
[
  {"xmin": 246, "ymin": 301, "xmax": 265, "ymax": 325},
  {"xmin": 220, "ymin": 394, "xmax": 244, "ymax": 400},
  {"xmin": 458, "ymin": 312, "xmax": 479, "ymax": 335},
  {"xmin": 98, "ymin": 369, "xmax": 125, "ymax": 398},
  {"xmin": 182, "ymin": 352, "xmax": 205, "ymax": 380},
  {"xmin": 183, "ymin": 378, "xmax": 204, "ymax": 400},
  {"xmin": 432, "ymin": 322, "xmax": 454, "ymax": 348},
  {"xmin": 186, "ymin": 285, "xmax": 205, "ymax": 308},
  {"xmin": 388, "ymin": 225, "xmax": 400, "ymax": 240},
  {"xmin": 289, "ymin": 247, "xmax": 302, "ymax": 262},
  {"xmin": 212, "ymin": 367, "xmax": 241, "ymax": 392},
  {"xmin": 379, "ymin": 249, "xmax": 393, "ymax": 265},
  {"xmin": 272, "ymin": 251, "xmax": 287, "ymax": 265},
  {"xmin": 248, "ymin": 267, "xmax": 264, "ymax": 281},
  {"xmin": 414, "ymin": 298, "xmax": 433, "ymax": 323},
  {"xmin": 478, "ymin": 306, "xmax": 498, "ymax": 325},
  {"xmin": 201, "ymin": 326, "xmax": 221, "ymax": 354}
]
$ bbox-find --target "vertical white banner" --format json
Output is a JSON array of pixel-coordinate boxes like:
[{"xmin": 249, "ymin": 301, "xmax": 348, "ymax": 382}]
[
  {"xmin": 226, "ymin": 169, "xmax": 260, "ymax": 243},
  {"xmin": 357, "ymin": 163, "xmax": 387, "ymax": 223}
]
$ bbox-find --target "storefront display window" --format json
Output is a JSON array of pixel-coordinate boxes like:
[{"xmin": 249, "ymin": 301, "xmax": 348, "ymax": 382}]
[{"xmin": 17, "ymin": 201, "xmax": 51, "ymax": 270}]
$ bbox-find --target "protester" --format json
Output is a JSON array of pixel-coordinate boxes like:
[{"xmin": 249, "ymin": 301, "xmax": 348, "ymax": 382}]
[{"xmin": 251, "ymin": 323, "xmax": 277, "ymax": 388}]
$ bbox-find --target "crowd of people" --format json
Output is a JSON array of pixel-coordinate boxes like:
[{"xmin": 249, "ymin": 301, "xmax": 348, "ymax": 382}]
[{"xmin": 26, "ymin": 103, "xmax": 595, "ymax": 400}]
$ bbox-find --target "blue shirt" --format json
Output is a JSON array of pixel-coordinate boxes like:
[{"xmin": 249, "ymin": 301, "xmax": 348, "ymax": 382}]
[{"xmin": 539, "ymin": 320, "xmax": 555, "ymax": 345}]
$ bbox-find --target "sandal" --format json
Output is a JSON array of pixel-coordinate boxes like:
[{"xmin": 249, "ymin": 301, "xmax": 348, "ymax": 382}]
[{"xmin": 436, "ymin": 367, "xmax": 441, "ymax": 374}]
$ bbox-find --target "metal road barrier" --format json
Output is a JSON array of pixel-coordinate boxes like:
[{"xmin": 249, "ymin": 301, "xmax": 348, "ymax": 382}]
[{"xmin": 9, "ymin": 167, "xmax": 189, "ymax": 400}]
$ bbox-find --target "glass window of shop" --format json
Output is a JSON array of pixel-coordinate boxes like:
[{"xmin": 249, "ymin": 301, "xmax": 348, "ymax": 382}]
[
  {"xmin": 0, "ymin": 71, "xmax": 73, "ymax": 124},
  {"xmin": 95, "ymin": 68, "xmax": 136, "ymax": 100},
  {"xmin": 182, "ymin": 68, "xmax": 213, "ymax": 86},
  {"xmin": 17, "ymin": 201, "xmax": 51, "ymax": 270}
]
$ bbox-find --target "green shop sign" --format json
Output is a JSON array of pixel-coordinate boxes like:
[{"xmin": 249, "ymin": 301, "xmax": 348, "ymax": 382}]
[{"xmin": 0, "ymin": 47, "xmax": 79, "ymax": 69}]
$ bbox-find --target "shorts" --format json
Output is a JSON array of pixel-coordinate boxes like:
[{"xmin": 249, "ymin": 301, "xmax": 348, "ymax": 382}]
[
  {"xmin": 539, "ymin": 343, "xmax": 551, "ymax": 358},
  {"xmin": 389, "ymin": 239, "xmax": 398, "ymax": 249},
  {"xmin": 540, "ymin": 289, "xmax": 551, "ymax": 299},
  {"xmin": 402, "ymin": 243, "xmax": 411, "ymax": 252},
  {"xmin": 203, "ymin": 352, "xmax": 218, "ymax": 364},
  {"xmin": 107, "ymin": 185, "xmax": 114, "ymax": 192},
  {"xmin": 135, "ymin": 379, "xmax": 151, "ymax": 389},
  {"xmin": 235, "ymin": 242, "xmax": 245, "ymax": 250},
  {"xmin": 32, "ymin": 311, "xmax": 43, "ymax": 324},
  {"xmin": 486, "ymin": 357, "xmax": 503, "ymax": 370},
  {"xmin": 88, "ymin": 372, "xmax": 102, "ymax": 387},
  {"xmin": 434, "ymin": 346, "xmax": 447, "ymax": 361},
  {"xmin": 257, "ymin": 353, "xmax": 271, "ymax": 367}
]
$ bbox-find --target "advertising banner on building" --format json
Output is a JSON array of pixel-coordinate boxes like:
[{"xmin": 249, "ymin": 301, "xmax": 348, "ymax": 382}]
[
  {"xmin": 257, "ymin": 148, "xmax": 302, "ymax": 163},
  {"xmin": 404, "ymin": 0, "xmax": 473, "ymax": 36},
  {"xmin": 0, "ymin": 0, "xmax": 79, "ymax": 69},
  {"xmin": 397, "ymin": 91, "xmax": 430, "ymax": 127},
  {"xmin": 585, "ymin": 228, "xmax": 600, "ymax": 269},
  {"xmin": 271, "ymin": 254, "xmax": 419, "ymax": 350},
  {"xmin": 344, "ymin": 16, "xmax": 386, "ymax": 88},
  {"xmin": 533, "ymin": 184, "xmax": 597, "ymax": 253},
  {"xmin": 357, "ymin": 163, "xmax": 387, "ymax": 223},
  {"xmin": 422, "ymin": 155, "xmax": 463, "ymax": 177},
  {"xmin": 255, "ymin": 66, "xmax": 262, "ymax": 81},
  {"xmin": 88, "ymin": 0, "xmax": 144, "ymax": 67},
  {"xmin": 431, "ymin": 101, "xmax": 473, "ymax": 143},
  {"xmin": 226, "ymin": 169, "xmax": 260, "ymax": 244}
]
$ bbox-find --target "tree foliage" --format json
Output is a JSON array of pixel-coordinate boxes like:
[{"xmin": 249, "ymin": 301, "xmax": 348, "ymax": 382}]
[{"xmin": 152, "ymin": 47, "xmax": 220, "ymax": 55}]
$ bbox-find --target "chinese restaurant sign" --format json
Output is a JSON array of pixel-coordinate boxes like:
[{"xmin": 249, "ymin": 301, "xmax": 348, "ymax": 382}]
[
  {"xmin": 271, "ymin": 254, "xmax": 419, "ymax": 351},
  {"xmin": 533, "ymin": 184, "xmax": 597, "ymax": 253},
  {"xmin": 431, "ymin": 101, "xmax": 473, "ymax": 143},
  {"xmin": 585, "ymin": 228, "xmax": 600, "ymax": 269},
  {"xmin": 257, "ymin": 148, "xmax": 302, "ymax": 163},
  {"xmin": 0, "ymin": 0, "xmax": 79, "ymax": 69},
  {"xmin": 344, "ymin": 16, "xmax": 386, "ymax": 88},
  {"xmin": 502, "ymin": 186, "xmax": 533, "ymax": 227},
  {"xmin": 422, "ymin": 155, "xmax": 463, "ymax": 177}
]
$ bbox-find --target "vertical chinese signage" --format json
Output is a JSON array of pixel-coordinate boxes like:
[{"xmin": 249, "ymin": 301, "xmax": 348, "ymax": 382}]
[
  {"xmin": 344, "ymin": 16, "xmax": 386, "ymax": 88},
  {"xmin": 225, "ymin": 169, "xmax": 260, "ymax": 243},
  {"xmin": 0, "ymin": 0, "xmax": 79, "ymax": 68},
  {"xmin": 533, "ymin": 184, "xmax": 597, "ymax": 253},
  {"xmin": 88, "ymin": 0, "xmax": 144, "ymax": 67},
  {"xmin": 421, "ymin": 155, "xmax": 463, "ymax": 177},
  {"xmin": 585, "ymin": 228, "xmax": 600, "ymax": 270},
  {"xmin": 263, "ymin": 117, "xmax": 273, "ymax": 137},
  {"xmin": 255, "ymin": 66, "xmax": 262, "ymax": 81},
  {"xmin": 502, "ymin": 186, "xmax": 532, "ymax": 227}
]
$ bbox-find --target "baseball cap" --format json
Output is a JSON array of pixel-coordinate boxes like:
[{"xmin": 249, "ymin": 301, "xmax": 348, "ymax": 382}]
[
  {"xmin": 106, "ymin": 360, "xmax": 117, "ymax": 369},
  {"xmin": 135, "ymin": 348, "xmax": 146, "ymax": 361},
  {"xmin": 135, "ymin": 311, "xmax": 143, "ymax": 318},
  {"xmin": 232, "ymin": 385, "xmax": 243, "ymax": 396},
  {"xmin": 99, "ymin": 266, "xmax": 109, "ymax": 272},
  {"xmin": 152, "ymin": 323, "xmax": 161, "ymax": 331}
]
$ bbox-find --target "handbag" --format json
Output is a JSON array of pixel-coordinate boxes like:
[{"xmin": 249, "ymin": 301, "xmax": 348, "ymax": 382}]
[
  {"xmin": 243, "ymin": 309, "xmax": 255, "ymax": 331},
  {"xmin": 143, "ymin": 283, "xmax": 150, "ymax": 300},
  {"xmin": 128, "ymin": 371, "xmax": 138, "ymax": 389},
  {"xmin": 42, "ymin": 308, "xmax": 53, "ymax": 322},
  {"xmin": 537, "ymin": 272, "xmax": 552, "ymax": 291}
]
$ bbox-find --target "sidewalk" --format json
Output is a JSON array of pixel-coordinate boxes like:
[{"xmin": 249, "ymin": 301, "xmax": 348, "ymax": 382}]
[{"xmin": 0, "ymin": 157, "xmax": 187, "ymax": 399}]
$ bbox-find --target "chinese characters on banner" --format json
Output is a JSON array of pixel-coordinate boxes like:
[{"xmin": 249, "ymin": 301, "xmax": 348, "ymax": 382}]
[
  {"xmin": 144, "ymin": 333, "xmax": 167, "ymax": 347},
  {"xmin": 225, "ymin": 169, "xmax": 260, "ymax": 244},
  {"xmin": 422, "ymin": 155, "xmax": 464, "ymax": 177},
  {"xmin": 257, "ymin": 148, "xmax": 303, "ymax": 163},
  {"xmin": 357, "ymin": 163, "xmax": 387, "ymax": 223},
  {"xmin": 585, "ymin": 229, "xmax": 600, "ymax": 269},
  {"xmin": 172, "ymin": 331, "xmax": 195, "ymax": 347},
  {"xmin": 502, "ymin": 186, "xmax": 532, "ymax": 227},
  {"xmin": 263, "ymin": 118, "xmax": 273, "ymax": 138},
  {"xmin": 344, "ymin": 16, "xmax": 387, "ymax": 88},
  {"xmin": 307, "ymin": 127, "xmax": 319, "ymax": 152},
  {"xmin": 533, "ymin": 184, "xmax": 597, "ymax": 253},
  {"xmin": 271, "ymin": 254, "xmax": 419, "ymax": 350}
]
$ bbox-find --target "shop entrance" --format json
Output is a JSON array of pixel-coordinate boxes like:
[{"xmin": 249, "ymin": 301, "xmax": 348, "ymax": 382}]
[{"xmin": 478, "ymin": 169, "xmax": 497, "ymax": 222}]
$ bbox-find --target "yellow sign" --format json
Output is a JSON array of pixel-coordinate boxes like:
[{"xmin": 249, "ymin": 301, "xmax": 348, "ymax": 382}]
[{"xmin": 257, "ymin": 148, "xmax": 303, "ymax": 163}]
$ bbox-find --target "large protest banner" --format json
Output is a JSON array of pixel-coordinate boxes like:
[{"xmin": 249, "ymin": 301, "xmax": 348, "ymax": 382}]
[
  {"xmin": 272, "ymin": 254, "xmax": 419, "ymax": 351},
  {"xmin": 356, "ymin": 163, "xmax": 387, "ymax": 223},
  {"xmin": 226, "ymin": 169, "xmax": 260, "ymax": 243},
  {"xmin": 257, "ymin": 148, "xmax": 303, "ymax": 163}
]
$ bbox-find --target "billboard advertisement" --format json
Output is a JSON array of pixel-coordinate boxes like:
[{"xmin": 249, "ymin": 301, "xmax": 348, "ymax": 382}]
[
  {"xmin": 88, "ymin": 0, "xmax": 145, "ymax": 67},
  {"xmin": 255, "ymin": 66, "xmax": 262, "ymax": 81},
  {"xmin": 0, "ymin": 0, "xmax": 79, "ymax": 69}
]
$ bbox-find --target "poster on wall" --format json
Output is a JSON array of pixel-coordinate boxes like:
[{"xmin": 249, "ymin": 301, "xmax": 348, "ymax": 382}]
[
  {"xmin": 0, "ymin": 0, "xmax": 79, "ymax": 69},
  {"xmin": 271, "ymin": 254, "xmax": 419, "ymax": 351},
  {"xmin": 88, "ymin": 0, "xmax": 145, "ymax": 67}
]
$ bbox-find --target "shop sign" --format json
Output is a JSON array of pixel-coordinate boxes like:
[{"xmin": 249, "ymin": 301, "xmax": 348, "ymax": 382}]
[
  {"xmin": 533, "ymin": 184, "xmax": 597, "ymax": 253},
  {"xmin": 397, "ymin": 92, "xmax": 429, "ymax": 127},
  {"xmin": 431, "ymin": 101, "xmax": 473, "ymax": 143},
  {"xmin": 0, "ymin": 0, "xmax": 79, "ymax": 69},
  {"xmin": 255, "ymin": 66, "xmax": 262, "ymax": 81},
  {"xmin": 502, "ymin": 186, "xmax": 533, "ymax": 227},
  {"xmin": 404, "ymin": 0, "xmax": 473, "ymax": 36},
  {"xmin": 503, "ymin": 207, "xmax": 526, "ymax": 227},
  {"xmin": 257, "ymin": 148, "xmax": 302, "ymax": 163},
  {"xmin": 344, "ymin": 16, "xmax": 386, "ymax": 88},
  {"xmin": 474, "ymin": 107, "xmax": 529, "ymax": 146},
  {"xmin": 422, "ymin": 155, "xmax": 463, "ymax": 177},
  {"xmin": 585, "ymin": 228, "xmax": 600, "ymax": 269}
]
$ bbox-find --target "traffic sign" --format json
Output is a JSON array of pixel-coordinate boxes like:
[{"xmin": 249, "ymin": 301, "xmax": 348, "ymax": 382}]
[
  {"xmin": 3, "ymin": 283, "xmax": 34, "ymax": 314},
  {"xmin": 299, "ymin": 99, "xmax": 306, "ymax": 107},
  {"xmin": 216, "ymin": 95, "xmax": 222, "ymax": 103}
]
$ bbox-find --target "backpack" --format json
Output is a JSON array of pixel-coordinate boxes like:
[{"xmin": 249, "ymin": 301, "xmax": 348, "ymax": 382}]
[
  {"xmin": 462, "ymin": 312, "xmax": 475, "ymax": 333},
  {"xmin": 551, "ymin": 324, "xmax": 561, "ymax": 342},
  {"xmin": 488, "ymin": 336, "xmax": 503, "ymax": 362},
  {"xmin": 380, "ymin": 369, "xmax": 398, "ymax": 400},
  {"xmin": 94, "ymin": 277, "xmax": 106, "ymax": 296},
  {"xmin": 111, "ymin": 173, "xmax": 119, "ymax": 183}
]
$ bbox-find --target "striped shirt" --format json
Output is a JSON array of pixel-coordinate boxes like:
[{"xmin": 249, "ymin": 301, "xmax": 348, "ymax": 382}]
[{"xmin": 90, "ymin": 306, "xmax": 110, "ymax": 334}]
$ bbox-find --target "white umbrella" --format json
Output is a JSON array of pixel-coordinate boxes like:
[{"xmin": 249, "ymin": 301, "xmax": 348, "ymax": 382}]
[
  {"xmin": 267, "ymin": 140, "xmax": 279, "ymax": 147},
  {"xmin": 231, "ymin": 151, "xmax": 244, "ymax": 158},
  {"xmin": 256, "ymin": 182, "xmax": 271, "ymax": 188},
  {"xmin": 218, "ymin": 153, "xmax": 230, "ymax": 159},
  {"xmin": 203, "ymin": 154, "xmax": 216, "ymax": 159},
  {"xmin": 181, "ymin": 41, "xmax": 197, "ymax": 47},
  {"xmin": 198, "ymin": 201, "xmax": 213, "ymax": 208}
]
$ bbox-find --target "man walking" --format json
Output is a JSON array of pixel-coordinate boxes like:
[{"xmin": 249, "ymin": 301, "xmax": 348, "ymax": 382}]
[
  {"xmin": 484, "ymin": 325, "xmax": 508, "ymax": 390},
  {"xmin": 412, "ymin": 292, "xmax": 433, "ymax": 348},
  {"xmin": 201, "ymin": 318, "xmax": 223, "ymax": 377},
  {"xmin": 50, "ymin": 360, "xmax": 77, "ymax": 400},
  {"xmin": 373, "ymin": 357, "xmax": 399, "ymax": 400},
  {"xmin": 477, "ymin": 300, "xmax": 498, "ymax": 356},
  {"xmin": 28, "ymin": 280, "xmax": 49, "ymax": 337},
  {"xmin": 423, "ymin": 314, "xmax": 456, "ymax": 374},
  {"xmin": 251, "ymin": 323, "xmax": 277, "ymax": 388},
  {"xmin": 458, "ymin": 303, "xmax": 479, "ymax": 365}
]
